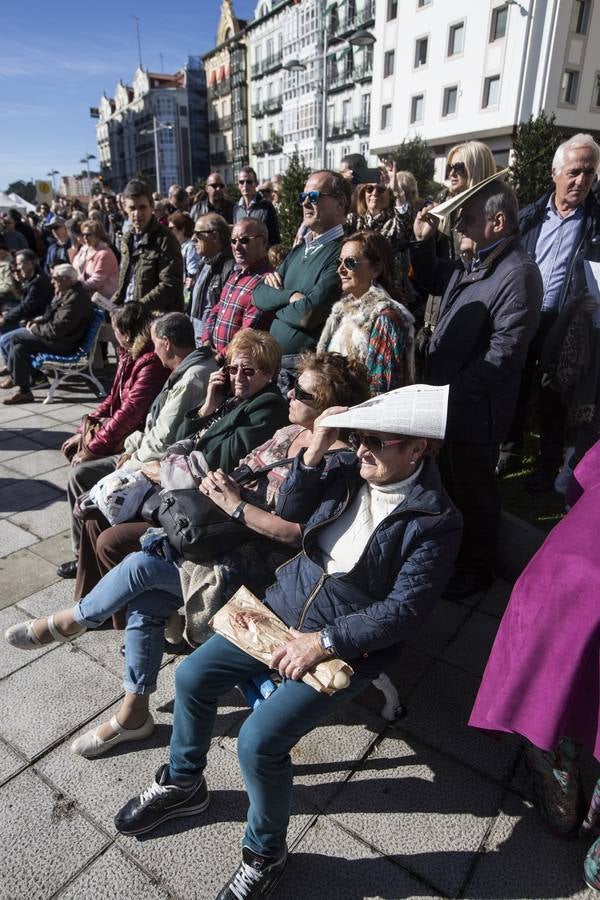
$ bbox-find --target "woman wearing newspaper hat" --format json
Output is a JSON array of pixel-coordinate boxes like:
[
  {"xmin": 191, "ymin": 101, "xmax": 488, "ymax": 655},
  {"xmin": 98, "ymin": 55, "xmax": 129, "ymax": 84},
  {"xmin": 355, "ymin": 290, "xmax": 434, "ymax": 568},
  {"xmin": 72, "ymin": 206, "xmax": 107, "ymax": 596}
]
[{"xmin": 108, "ymin": 383, "xmax": 462, "ymax": 900}]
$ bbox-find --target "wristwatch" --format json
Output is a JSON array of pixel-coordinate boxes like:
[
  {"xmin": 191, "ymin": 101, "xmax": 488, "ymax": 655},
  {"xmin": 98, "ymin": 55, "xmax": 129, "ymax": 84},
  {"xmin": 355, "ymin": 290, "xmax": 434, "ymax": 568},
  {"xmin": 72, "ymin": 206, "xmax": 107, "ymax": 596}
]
[
  {"xmin": 319, "ymin": 629, "xmax": 336, "ymax": 657},
  {"xmin": 231, "ymin": 501, "xmax": 247, "ymax": 522}
]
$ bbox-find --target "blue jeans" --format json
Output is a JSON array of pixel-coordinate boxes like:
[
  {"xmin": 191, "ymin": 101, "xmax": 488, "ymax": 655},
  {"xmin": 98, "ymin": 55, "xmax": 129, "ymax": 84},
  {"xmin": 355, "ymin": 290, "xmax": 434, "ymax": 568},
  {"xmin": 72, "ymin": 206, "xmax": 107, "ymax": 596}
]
[
  {"xmin": 72, "ymin": 551, "xmax": 183, "ymax": 695},
  {"xmin": 169, "ymin": 634, "xmax": 371, "ymax": 857},
  {"xmin": 0, "ymin": 326, "xmax": 26, "ymax": 365}
]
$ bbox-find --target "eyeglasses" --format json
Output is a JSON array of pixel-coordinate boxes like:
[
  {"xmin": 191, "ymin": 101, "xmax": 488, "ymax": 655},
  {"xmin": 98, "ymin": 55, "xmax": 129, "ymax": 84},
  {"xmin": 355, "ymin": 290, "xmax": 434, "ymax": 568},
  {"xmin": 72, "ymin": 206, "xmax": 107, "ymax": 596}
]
[
  {"xmin": 239, "ymin": 179, "xmax": 256, "ymax": 185},
  {"xmin": 364, "ymin": 185, "xmax": 387, "ymax": 195},
  {"xmin": 291, "ymin": 382, "xmax": 316, "ymax": 405},
  {"xmin": 226, "ymin": 364, "xmax": 258, "ymax": 377},
  {"xmin": 230, "ymin": 235, "xmax": 261, "ymax": 245},
  {"xmin": 298, "ymin": 190, "xmax": 339, "ymax": 205},
  {"xmin": 445, "ymin": 162, "xmax": 467, "ymax": 179},
  {"xmin": 348, "ymin": 431, "xmax": 408, "ymax": 453},
  {"xmin": 193, "ymin": 230, "xmax": 216, "ymax": 240},
  {"xmin": 338, "ymin": 256, "xmax": 368, "ymax": 271},
  {"xmin": 206, "ymin": 182, "xmax": 225, "ymax": 189},
  {"xmin": 81, "ymin": 233, "xmax": 93, "ymax": 239}
]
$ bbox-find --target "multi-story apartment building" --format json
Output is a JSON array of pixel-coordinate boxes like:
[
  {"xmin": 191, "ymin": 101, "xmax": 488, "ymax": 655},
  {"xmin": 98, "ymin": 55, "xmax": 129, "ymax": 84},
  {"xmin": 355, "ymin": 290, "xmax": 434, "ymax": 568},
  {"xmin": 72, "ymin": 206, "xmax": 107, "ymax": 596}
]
[
  {"xmin": 370, "ymin": 0, "xmax": 600, "ymax": 180},
  {"xmin": 59, "ymin": 173, "xmax": 101, "ymax": 198},
  {"xmin": 94, "ymin": 58, "xmax": 208, "ymax": 194},
  {"xmin": 204, "ymin": 0, "xmax": 249, "ymax": 184},
  {"xmin": 247, "ymin": 0, "xmax": 288, "ymax": 181}
]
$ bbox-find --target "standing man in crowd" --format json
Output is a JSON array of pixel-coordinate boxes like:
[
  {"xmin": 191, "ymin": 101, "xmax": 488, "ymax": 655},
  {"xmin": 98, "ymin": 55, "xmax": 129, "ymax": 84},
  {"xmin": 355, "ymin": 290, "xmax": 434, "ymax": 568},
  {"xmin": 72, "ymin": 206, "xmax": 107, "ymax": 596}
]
[
  {"xmin": 189, "ymin": 213, "xmax": 235, "ymax": 342},
  {"xmin": 202, "ymin": 218, "xmax": 273, "ymax": 354},
  {"xmin": 497, "ymin": 133, "xmax": 600, "ymax": 490},
  {"xmin": 233, "ymin": 166, "xmax": 280, "ymax": 246},
  {"xmin": 411, "ymin": 179, "xmax": 543, "ymax": 599},
  {"xmin": 253, "ymin": 169, "xmax": 349, "ymax": 389},
  {"xmin": 112, "ymin": 179, "xmax": 183, "ymax": 313},
  {"xmin": 191, "ymin": 173, "xmax": 234, "ymax": 224},
  {"xmin": 44, "ymin": 218, "xmax": 72, "ymax": 272}
]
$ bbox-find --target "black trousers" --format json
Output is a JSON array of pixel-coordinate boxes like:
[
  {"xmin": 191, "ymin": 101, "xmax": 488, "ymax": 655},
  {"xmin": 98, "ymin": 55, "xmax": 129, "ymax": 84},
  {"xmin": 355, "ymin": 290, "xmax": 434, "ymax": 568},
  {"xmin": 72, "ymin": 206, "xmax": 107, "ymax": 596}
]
[
  {"xmin": 438, "ymin": 441, "xmax": 500, "ymax": 579},
  {"xmin": 501, "ymin": 311, "xmax": 566, "ymax": 473},
  {"xmin": 7, "ymin": 329, "xmax": 53, "ymax": 389}
]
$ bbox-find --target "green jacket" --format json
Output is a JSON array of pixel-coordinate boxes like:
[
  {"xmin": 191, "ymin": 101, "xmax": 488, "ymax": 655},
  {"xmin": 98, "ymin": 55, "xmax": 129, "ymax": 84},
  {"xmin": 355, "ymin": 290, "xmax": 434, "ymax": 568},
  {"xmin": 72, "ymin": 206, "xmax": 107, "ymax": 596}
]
[
  {"xmin": 113, "ymin": 216, "xmax": 184, "ymax": 312},
  {"xmin": 253, "ymin": 240, "xmax": 342, "ymax": 354},
  {"xmin": 176, "ymin": 383, "xmax": 289, "ymax": 473}
]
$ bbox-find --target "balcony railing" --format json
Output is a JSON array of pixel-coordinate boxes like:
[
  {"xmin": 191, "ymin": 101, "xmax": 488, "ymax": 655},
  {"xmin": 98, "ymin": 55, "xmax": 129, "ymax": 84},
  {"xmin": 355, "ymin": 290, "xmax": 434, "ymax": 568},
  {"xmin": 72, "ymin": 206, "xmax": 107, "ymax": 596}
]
[
  {"xmin": 353, "ymin": 115, "xmax": 370, "ymax": 134},
  {"xmin": 327, "ymin": 65, "xmax": 354, "ymax": 91},
  {"xmin": 210, "ymin": 150, "xmax": 232, "ymax": 165},
  {"xmin": 327, "ymin": 121, "xmax": 354, "ymax": 140},
  {"xmin": 252, "ymin": 103, "xmax": 265, "ymax": 117},
  {"xmin": 265, "ymin": 133, "xmax": 283, "ymax": 153},
  {"xmin": 353, "ymin": 63, "xmax": 373, "ymax": 82},
  {"xmin": 327, "ymin": 1, "xmax": 375, "ymax": 39},
  {"xmin": 252, "ymin": 141, "xmax": 267, "ymax": 156},
  {"xmin": 209, "ymin": 79, "xmax": 232, "ymax": 98},
  {"xmin": 251, "ymin": 51, "xmax": 283, "ymax": 79},
  {"xmin": 209, "ymin": 115, "xmax": 232, "ymax": 132},
  {"xmin": 263, "ymin": 94, "xmax": 283, "ymax": 113}
]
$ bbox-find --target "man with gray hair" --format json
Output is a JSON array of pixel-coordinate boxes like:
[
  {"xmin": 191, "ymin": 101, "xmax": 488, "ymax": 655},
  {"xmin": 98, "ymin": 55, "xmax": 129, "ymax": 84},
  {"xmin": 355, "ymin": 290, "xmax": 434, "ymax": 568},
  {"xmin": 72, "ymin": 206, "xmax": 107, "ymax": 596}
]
[
  {"xmin": 411, "ymin": 178, "xmax": 543, "ymax": 599},
  {"xmin": 498, "ymin": 133, "xmax": 600, "ymax": 489},
  {"xmin": 1, "ymin": 264, "xmax": 93, "ymax": 404}
]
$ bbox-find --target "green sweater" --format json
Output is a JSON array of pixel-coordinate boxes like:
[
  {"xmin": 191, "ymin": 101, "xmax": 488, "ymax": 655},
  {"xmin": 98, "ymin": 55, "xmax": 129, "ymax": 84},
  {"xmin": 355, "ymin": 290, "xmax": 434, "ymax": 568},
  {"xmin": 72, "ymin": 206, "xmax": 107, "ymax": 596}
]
[{"xmin": 253, "ymin": 240, "xmax": 342, "ymax": 354}]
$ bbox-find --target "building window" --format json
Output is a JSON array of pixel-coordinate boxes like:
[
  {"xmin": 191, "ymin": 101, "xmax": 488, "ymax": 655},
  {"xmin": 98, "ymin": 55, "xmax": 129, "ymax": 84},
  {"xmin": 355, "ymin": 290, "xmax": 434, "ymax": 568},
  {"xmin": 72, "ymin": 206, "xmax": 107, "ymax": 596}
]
[
  {"xmin": 482, "ymin": 75, "xmax": 500, "ymax": 107},
  {"xmin": 417, "ymin": 0, "xmax": 432, "ymax": 6},
  {"xmin": 442, "ymin": 85, "xmax": 458, "ymax": 116},
  {"xmin": 361, "ymin": 93, "xmax": 371, "ymax": 123},
  {"xmin": 448, "ymin": 22, "xmax": 464, "ymax": 56},
  {"xmin": 414, "ymin": 37, "xmax": 428, "ymax": 68},
  {"xmin": 384, "ymin": 50, "xmax": 395, "ymax": 77},
  {"xmin": 490, "ymin": 5, "xmax": 508, "ymax": 41},
  {"xmin": 381, "ymin": 103, "xmax": 392, "ymax": 129},
  {"xmin": 561, "ymin": 69, "xmax": 580, "ymax": 104},
  {"xmin": 593, "ymin": 73, "xmax": 600, "ymax": 108},
  {"xmin": 387, "ymin": 0, "xmax": 398, "ymax": 20},
  {"xmin": 571, "ymin": 0, "xmax": 591, "ymax": 33},
  {"xmin": 410, "ymin": 94, "xmax": 424, "ymax": 124}
]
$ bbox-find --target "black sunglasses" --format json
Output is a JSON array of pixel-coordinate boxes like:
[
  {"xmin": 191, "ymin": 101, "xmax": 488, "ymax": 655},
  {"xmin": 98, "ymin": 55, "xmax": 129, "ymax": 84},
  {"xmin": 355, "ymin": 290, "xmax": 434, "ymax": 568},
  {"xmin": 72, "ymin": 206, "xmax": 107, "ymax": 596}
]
[
  {"xmin": 338, "ymin": 256, "xmax": 368, "ymax": 271},
  {"xmin": 230, "ymin": 235, "xmax": 261, "ymax": 245},
  {"xmin": 348, "ymin": 431, "xmax": 408, "ymax": 453},
  {"xmin": 291, "ymin": 381, "xmax": 316, "ymax": 405},
  {"xmin": 193, "ymin": 229, "xmax": 216, "ymax": 239},
  {"xmin": 364, "ymin": 184, "xmax": 387, "ymax": 194},
  {"xmin": 298, "ymin": 190, "xmax": 339, "ymax": 205},
  {"xmin": 445, "ymin": 161, "xmax": 467, "ymax": 179},
  {"xmin": 226, "ymin": 364, "xmax": 258, "ymax": 377}
]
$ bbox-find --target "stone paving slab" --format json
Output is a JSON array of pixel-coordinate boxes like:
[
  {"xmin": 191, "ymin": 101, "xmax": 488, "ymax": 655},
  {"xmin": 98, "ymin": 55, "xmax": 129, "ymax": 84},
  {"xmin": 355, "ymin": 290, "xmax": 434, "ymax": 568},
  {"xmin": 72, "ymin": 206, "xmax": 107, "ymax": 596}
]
[
  {"xmin": 29, "ymin": 529, "xmax": 72, "ymax": 566},
  {"xmin": 327, "ymin": 732, "xmax": 505, "ymax": 898},
  {"xmin": 11, "ymin": 412, "xmax": 65, "ymax": 432},
  {"xmin": 23, "ymin": 424, "xmax": 77, "ymax": 448},
  {"xmin": 0, "ymin": 738, "xmax": 28, "ymax": 785},
  {"xmin": 401, "ymin": 659, "xmax": 521, "ymax": 781},
  {"xmin": 2, "ymin": 447, "xmax": 66, "ymax": 477},
  {"xmin": 477, "ymin": 576, "xmax": 512, "ymax": 618},
  {"xmin": 0, "ymin": 478, "xmax": 62, "ymax": 519},
  {"xmin": 441, "ymin": 610, "xmax": 501, "ymax": 677},
  {"xmin": 10, "ymin": 498, "xmax": 72, "ymax": 539},
  {"xmin": 0, "ymin": 433, "xmax": 48, "ymax": 464},
  {"xmin": 408, "ymin": 598, "xmax": 472, "ymax": 659},
  {"xmin": 16, "ymin": 577, "xmax": 75, "ymax": 617},
  {"xmin": 0, "ymin": 547, "xmax": 61, "ymax": 607},
  {"xmin": 463, "ymin": 791, "xmax": 594, "ymax": 899},
  {"xmin": 0, "ymin": 518, "xmax": 38, "ymax": 557},
  {"xmin": 58, "ymin": 845, "xmax": 170, "ymax": 900},
  {"xmin": 0, "ymin": 643, "xmax": 122, "ymax": 759},
  {"xmin": 0, "ymin": 404, "xmax": 37, "ymax": 425},
  {"xmin": 40, "ymin": 465, "xmax": 70, "ymax": 491},
  {"xmin": 0, "ymin": 767, "xmax": 109, "ymax": 900},
  {"xmin": 284, "ymin": 814, "xmax": 439, "ymax": 899}
]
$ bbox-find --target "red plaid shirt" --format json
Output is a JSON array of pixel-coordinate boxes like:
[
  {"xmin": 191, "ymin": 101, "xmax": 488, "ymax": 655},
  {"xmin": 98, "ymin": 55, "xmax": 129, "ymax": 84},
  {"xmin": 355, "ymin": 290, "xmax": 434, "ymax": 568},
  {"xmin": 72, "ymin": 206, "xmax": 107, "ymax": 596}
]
[{"xmin": 202, "ymin": 262, "xmax": 274, "ymax": 353}]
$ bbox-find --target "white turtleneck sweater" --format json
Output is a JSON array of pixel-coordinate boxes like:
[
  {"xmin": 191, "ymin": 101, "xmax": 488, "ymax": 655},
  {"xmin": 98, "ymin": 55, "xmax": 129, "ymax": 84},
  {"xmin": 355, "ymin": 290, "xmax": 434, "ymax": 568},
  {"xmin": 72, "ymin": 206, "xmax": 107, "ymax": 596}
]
[{"xmin": 316, "ymin": 462, "xmax": 424, "ymax": 575}]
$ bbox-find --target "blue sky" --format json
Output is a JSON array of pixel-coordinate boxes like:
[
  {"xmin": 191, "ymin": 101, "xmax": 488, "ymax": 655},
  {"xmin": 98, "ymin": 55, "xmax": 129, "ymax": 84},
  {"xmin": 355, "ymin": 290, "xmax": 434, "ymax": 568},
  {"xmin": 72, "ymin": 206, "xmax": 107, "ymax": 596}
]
[{"xmin": 0, "ymin": 0, "xmax": 257, "ymax": 189}]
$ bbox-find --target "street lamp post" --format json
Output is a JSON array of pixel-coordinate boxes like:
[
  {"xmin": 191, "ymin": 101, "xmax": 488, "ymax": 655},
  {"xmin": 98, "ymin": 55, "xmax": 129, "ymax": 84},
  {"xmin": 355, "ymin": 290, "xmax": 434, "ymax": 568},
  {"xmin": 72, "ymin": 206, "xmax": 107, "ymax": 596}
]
[
  {"xmin": 140, "ymin": 117, "xmax": 174, "ymax": 195},
  {"xmin": 283, "ymin": 13, "xmax": 375, "ymax": 169},
  {"xmin": 79, "ymin": 153, "xmax": 96, "ymax": 196}
]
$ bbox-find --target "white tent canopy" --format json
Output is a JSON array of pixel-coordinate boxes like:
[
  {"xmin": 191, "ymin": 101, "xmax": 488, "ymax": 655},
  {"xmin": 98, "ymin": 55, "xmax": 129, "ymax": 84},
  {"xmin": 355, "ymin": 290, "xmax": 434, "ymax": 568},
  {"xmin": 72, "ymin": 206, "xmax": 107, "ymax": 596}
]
[
  {"xmin": 0, "ymin": 192, "xmax": 17, "ymax": 213},
  {"xmin": 8, "ymin": 193, "xmax": 36, "ymax": 213}
]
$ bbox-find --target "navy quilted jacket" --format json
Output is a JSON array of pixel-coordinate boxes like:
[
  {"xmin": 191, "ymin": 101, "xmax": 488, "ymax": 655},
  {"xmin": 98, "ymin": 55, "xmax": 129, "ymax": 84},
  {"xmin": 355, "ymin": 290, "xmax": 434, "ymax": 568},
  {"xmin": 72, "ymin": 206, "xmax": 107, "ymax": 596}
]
[{"xmin": 265, "ymin": 451, "xmax": 463, "ymax": 678}]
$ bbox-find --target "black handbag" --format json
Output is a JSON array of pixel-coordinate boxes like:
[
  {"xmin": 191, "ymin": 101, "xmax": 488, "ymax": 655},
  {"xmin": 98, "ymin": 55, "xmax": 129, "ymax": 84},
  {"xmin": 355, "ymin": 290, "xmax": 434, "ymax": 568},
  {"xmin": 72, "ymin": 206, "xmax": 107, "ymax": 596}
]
[{"xmin": 155, "ymin": 457, "xmax": 296, "ymax": 563}]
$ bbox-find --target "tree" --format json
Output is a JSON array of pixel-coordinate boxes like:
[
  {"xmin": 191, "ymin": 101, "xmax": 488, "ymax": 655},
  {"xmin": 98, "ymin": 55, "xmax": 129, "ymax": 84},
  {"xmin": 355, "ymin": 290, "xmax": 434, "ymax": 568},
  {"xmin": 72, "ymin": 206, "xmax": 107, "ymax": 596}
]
[
  {"xmin": 378, "ymin": 135, "xmax": 435, "ymax": 198},
  {"xmin": 510, "ymin": 112, "xmax": 564, "ymax": 205},
  {"xmin": 277, "ymin": 151, "xmax": 310, "ymax": 249},
  {"xmin": 6, "ymin": 180, "xmax": 36, "ymax": 204}
]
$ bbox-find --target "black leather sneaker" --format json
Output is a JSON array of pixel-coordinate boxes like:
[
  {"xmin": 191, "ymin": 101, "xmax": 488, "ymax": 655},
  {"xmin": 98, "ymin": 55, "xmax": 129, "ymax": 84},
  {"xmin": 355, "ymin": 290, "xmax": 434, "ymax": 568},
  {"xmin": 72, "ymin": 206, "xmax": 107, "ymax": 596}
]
[
  {"xmin": 57, "ymin": 560, "xmax": 78, "ymax": 579},
  {"xmin": 114, "ymin": 763, "xmax": 209, "ymax": 835},
  {"xmin": 216, "ymin": 846, "xmax": 288, "ymax": 899}
]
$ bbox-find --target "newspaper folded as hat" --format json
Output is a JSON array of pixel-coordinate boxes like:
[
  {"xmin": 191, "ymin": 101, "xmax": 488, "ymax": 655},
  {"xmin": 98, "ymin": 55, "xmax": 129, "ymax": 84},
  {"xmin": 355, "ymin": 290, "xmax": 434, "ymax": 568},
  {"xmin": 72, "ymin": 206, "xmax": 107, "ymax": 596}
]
[
  {"xmin": 210, "ymin": 587, "xmax": 354, "ymax": 694},
  {"xmin": 427, "ymin": 167, "xmax": 510, "ymax": 227},
  {"xmin": 321, "ymin": 383, "xmax": 449, "ymax": 440}
]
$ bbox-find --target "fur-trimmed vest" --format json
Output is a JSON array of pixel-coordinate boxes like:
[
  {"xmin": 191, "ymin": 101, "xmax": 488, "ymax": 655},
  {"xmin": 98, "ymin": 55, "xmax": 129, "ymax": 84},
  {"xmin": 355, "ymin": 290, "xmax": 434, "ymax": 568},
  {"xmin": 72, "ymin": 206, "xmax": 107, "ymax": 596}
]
[{"xmin": 317, "ymin": 285, "xmax": 415, "ymax": 386}]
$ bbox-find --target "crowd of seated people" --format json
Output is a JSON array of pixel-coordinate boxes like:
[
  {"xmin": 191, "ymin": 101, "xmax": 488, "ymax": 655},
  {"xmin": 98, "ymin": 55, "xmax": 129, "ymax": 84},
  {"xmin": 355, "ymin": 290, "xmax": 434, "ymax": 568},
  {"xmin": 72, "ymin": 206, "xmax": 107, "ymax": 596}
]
[{"xmin": 4, "ymin": 132, "xmax": 600, "ymax": 896}]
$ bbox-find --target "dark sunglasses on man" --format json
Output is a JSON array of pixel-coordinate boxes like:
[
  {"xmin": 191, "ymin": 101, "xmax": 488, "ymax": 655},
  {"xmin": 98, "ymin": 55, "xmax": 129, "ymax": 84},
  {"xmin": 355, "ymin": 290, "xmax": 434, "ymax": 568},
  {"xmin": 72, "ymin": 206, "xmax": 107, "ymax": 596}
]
[{"xmin": 298, "ymin": 190, "xmax": 339, "ymax": 205}]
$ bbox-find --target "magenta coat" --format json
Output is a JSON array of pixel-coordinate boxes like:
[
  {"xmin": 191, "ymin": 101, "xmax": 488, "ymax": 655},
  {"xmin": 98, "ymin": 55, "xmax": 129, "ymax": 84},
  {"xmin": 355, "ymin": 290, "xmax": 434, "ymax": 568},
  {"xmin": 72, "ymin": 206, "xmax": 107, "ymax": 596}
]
[
  {"xmin": 84, "ymin": 345, "xmax": 169, "ymax": 456},
  {"xmin": 469, "ymin": 439, "xmax": 600, "ymax": 759}
]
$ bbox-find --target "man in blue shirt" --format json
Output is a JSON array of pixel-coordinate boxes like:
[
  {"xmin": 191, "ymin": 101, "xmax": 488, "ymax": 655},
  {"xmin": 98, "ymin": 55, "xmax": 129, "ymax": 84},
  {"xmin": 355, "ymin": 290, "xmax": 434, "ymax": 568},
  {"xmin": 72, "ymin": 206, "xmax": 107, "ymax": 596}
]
[{"xmin": 497, "ymin": 134, "xmax": 600, "ymax": 490}]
